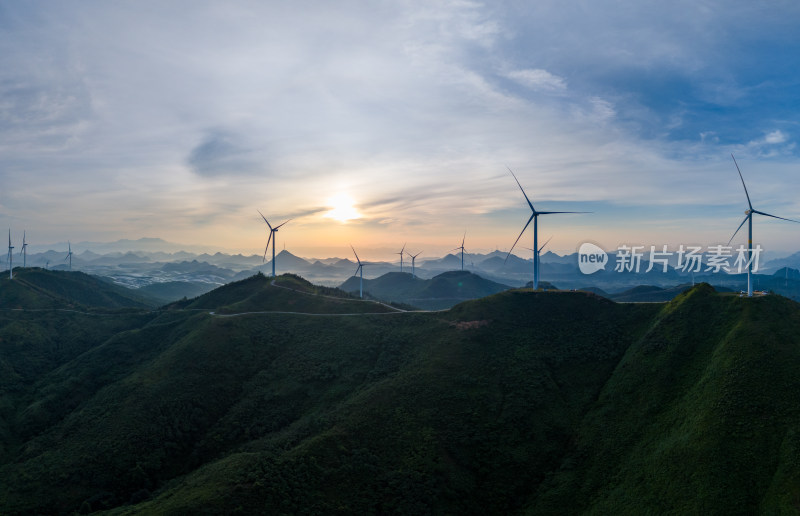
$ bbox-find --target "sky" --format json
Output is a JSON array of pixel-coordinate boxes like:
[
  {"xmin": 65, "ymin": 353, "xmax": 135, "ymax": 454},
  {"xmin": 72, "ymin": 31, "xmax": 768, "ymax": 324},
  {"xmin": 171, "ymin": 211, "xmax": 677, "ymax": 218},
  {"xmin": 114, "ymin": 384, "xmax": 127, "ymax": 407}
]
[{"xmin": 2, "ymin": 0, "xmax": 800, "ymax": 260}]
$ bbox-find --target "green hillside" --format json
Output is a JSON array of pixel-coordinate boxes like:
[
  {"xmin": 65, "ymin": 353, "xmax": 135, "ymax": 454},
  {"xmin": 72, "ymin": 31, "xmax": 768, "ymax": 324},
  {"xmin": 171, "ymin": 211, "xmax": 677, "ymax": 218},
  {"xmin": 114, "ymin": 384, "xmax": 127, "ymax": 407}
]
[
  {"xmin": 341, "ymin": 270, "xmax": 511, "ymax": 310},
  {"xmin": 1, "ymin": 282, "xmax": 799, "ymax": 514},
  {"xmin": 530, "ymin": 284, "xmax": 800, "ymax": 514},
  {"xmin": 0, "ymin": 268, "xmax": 157, "ymax": 310},
  {"xmin": 169, "ymin": 272, "xmax": 399, "ymax": 314}
]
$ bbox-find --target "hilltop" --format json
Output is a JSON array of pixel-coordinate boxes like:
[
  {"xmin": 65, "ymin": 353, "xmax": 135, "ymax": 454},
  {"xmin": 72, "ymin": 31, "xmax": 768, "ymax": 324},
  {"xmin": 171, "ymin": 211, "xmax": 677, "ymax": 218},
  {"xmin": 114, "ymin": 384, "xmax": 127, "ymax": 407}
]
[
  {"xmin": 340, "ymin": 270, "xmax": 511, "ymax": 309},
  {"xmin": 168, "ymin": 272, "xmax": 400, "ymax": 314}
]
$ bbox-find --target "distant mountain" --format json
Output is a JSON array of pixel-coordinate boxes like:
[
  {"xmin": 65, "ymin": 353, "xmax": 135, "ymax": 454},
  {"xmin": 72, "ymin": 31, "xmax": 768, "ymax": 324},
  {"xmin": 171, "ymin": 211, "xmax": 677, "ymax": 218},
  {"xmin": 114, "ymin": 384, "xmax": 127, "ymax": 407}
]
[
  {"xmin": 160, "ymin": 260, "xmax": 235, "ymax": 278},
  {"xmin": 763, "ymin": 251, "xmax": 800, "ymax": 271},
  {"xmin": 420, "ymin": 253, "xmax": 464, "ymax": 269},
  {"xmin": 28, "ymin": 237, "xmax": 227, "ymax": 255},
  {"xmin": 475, "ymin": 254, "xmax": 531, "ymax": 274},
  {"xmin": 539, "ymin": 249, "xmax": 575, "ymax": 264},
  {"xmin": 263, "ymin": 249, "xmax": 313, "ymax": 270}
]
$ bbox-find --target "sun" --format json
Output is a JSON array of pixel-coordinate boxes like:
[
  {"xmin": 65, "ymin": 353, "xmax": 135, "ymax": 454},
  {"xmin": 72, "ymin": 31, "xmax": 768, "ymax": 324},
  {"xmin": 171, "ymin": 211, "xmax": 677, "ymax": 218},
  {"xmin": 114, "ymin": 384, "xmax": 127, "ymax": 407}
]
[{"xmin": 325, "ymin": 194, "xmax": 361, "ymax": 223}]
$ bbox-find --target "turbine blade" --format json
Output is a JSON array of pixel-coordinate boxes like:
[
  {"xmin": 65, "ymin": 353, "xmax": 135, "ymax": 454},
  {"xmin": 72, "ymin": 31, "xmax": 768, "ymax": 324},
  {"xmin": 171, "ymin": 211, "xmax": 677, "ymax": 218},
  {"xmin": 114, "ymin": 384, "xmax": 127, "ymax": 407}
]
[
  {"xmin": 257, "ymin": 210, "xmax": 274, "ymax": 231},
  {"xmin": 263, "ymin": 232, "xmax": 273, "ymax": 262},
  {"xmin": 507, "ymin": 167, "xmax": 536, "ymax": 213},
  {"xmin": 539, "ymin": 235, "xmax": 553, "ymax": 253},
  {"xmin": 536, "ymin": 211, "xmax": 592, "ymax": 215},
  {"xmin": 350, "ymin": 244, "xmax": 361, "ymax": 264},
  {"xmin": 400, "ymin": 243, "xmax": 406, "ymax": 254},
  {"xmin": 461, "ymin": 232, "xmax": 465, "ymax": 248},
  {"xmin": 505, "ymin": 213, "xmax": 535, "ymax": 262},
  {"xmin": 727, "ymin": 214, "xmax": 750, "ymax": 245},
  {"xmin": 731, "ymin": 154, "xmax": 753, "ymax": 210},
  {"xmin": 274, "ymin": 219, "xmax": 291, "ymax": 229},
  {"xmin": 753, "ymin": 210, "xmax": 800, "ymax": 224}
]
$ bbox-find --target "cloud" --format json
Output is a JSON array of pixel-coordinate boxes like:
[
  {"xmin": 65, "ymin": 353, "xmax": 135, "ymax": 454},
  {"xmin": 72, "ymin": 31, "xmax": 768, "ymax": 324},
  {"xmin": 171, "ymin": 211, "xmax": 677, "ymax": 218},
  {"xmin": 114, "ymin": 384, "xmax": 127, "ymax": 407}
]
[
  {"xmin": 505, "ymin": 68, "xmax": 566, "ymax": 92},
  {"xmin": 764, "ymin": 130, "xmax": 787, "ymax": 144},
  {"xmin": 2, "ymin": 1, "xmax": 800, "ymax": 252},
  {"xmin": 187, "ymin": 130, "xmax": 263, "ymax": 177}
]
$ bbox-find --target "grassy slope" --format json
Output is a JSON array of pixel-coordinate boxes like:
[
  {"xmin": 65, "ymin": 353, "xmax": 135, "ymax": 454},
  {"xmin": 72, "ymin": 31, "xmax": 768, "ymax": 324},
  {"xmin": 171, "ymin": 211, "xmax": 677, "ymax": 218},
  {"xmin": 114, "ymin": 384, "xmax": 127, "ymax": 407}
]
[
  {"xmin": 529, "ymin": 284, "xmax": 800, "ymax": 514},
  {"xmin": 0, "ymin": 268, "xmax": 157, "ymax": 309},
  {"xmin": 2, "ymin": 282, "xmax": 800, "ymax": 514},
  {"xmin": 0, "ymin": 290, "xmax": 656, "ymax": 515},
  {"xmin": 108, "ymin": 292, "xmax": 654, "ymax": 516}
]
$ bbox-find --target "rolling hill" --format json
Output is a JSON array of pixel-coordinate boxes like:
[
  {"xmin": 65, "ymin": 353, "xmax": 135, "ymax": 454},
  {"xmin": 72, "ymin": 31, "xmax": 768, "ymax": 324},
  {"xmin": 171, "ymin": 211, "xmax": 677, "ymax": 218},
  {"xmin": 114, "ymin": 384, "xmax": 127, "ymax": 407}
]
[
  {"xmin": 169, "ymin": 272, "xmax": 400, "ymax": 314},
  {"xmin": 340, "ymin": 270, "xmax": 512, "ymax": 309},
  {"xmin": 0, "ymin": 268, "xmax": 158, "ymax": 310},
  {"xmin": 1, "ymin": 280, "xmax": 799, "ymax": 514}
]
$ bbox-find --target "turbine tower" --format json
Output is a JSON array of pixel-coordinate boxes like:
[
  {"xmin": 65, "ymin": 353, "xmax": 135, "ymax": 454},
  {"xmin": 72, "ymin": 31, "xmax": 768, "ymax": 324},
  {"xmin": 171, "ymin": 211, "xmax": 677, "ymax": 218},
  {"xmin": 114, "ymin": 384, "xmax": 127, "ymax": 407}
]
[
  {"xmin": 452, "ymin": 232, "xmax": 467, "ymax": 271},
  {"xmin": 396, "ymin": 243, "xmax": 406, "ymax": 273},
  {"xmin": 728, "ymin": 154, "xmax": 800, "ymax": 297},
  {"xmin": 351, "ymin": 245, "xmax": 369, "ymax": 298},
  {"xmin": 406, "ymin": 250, "xmax": 422, "ymax": 279},
  {"xmin": 20, "ymin": 231, "xmax": 28, "ymax": 268},
  {"xmin": 258, "ymin": 210, "xmax": 291, "ymax": 278},
  {"xmin": 505, "ymin": 167, "xmax": 588, "ymax": 290},
  {"xmin": 523, "ymin": 236, "xmax": 552, "ymax": 290},
  {"xmin": 65, "ymin": 241, "xmax": 73, "ymax": 271},
  {"xmin": 7, "ymin": 230, "xmax": 13, "ymax": 280}
]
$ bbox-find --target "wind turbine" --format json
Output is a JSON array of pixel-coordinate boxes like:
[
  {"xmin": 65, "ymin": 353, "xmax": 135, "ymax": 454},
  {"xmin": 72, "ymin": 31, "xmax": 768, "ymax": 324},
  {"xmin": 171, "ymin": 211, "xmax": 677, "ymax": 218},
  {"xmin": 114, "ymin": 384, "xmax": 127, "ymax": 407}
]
[
  {"xmin": 65, "ymin": 241, "xmax": 73, "ymax": 271},
  {"xmin": 396, "ymin": 243, "xmax": 406, "ymax": 273},
  {"xmin": 728, "ymin": 154, "xmax": 800, "ymax": 297},
  {"xmin": 452, "ymin": 232, "xmax": 468, "ymax": 271},
  {"xmin": 7, "ymin": 230, "xmax": 13, "ymax": 279},
  {"xmin": 20, "ymin": 231, "xmax": 28, "ymax": 268},
  {"xmin": 406, "ymin": 250, "xmax": 422, "ymax": 279},
  {"xmin": 523, "ymin": 236, "xmax": 552, "ymax": 290},
  {"xmin": 258, "ymin": 210, "xmax": 291, "ymax": 278},
  {"xmin": 350, "ymin": 245, "xmax": 370, "ymax": 298},
  {"xmin": 505, "ymin": 167, "xmax": 589, "ymax": 290}
]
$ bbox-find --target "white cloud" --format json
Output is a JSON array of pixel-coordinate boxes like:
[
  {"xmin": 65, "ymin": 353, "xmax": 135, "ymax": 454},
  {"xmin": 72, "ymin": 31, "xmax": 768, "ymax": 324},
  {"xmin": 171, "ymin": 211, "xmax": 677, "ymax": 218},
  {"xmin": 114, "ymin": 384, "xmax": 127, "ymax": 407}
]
[
  {"xmin": 505, "ymin": 68, "xmax": 566, "ymax": 92},
  {"xmin": 764, "ymin": 130, "xmax": 787, "ymax": 144}
]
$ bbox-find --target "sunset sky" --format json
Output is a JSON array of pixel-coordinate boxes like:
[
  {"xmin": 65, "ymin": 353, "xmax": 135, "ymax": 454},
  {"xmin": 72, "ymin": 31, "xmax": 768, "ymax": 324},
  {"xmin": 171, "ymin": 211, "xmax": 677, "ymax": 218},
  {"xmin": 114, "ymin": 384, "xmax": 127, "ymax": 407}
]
[{"xmin": 2, "ymin": 1, "xmax": 800, "ymax": 260}]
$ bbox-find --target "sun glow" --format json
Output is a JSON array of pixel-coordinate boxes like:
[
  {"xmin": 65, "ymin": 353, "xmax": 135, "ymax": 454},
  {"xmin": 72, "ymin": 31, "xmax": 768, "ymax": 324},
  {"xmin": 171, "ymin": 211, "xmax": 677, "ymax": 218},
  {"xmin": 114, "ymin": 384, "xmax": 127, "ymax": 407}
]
[{"xmin": 325, "ymin": 194, "xmax": 361, "ymax": 223}]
